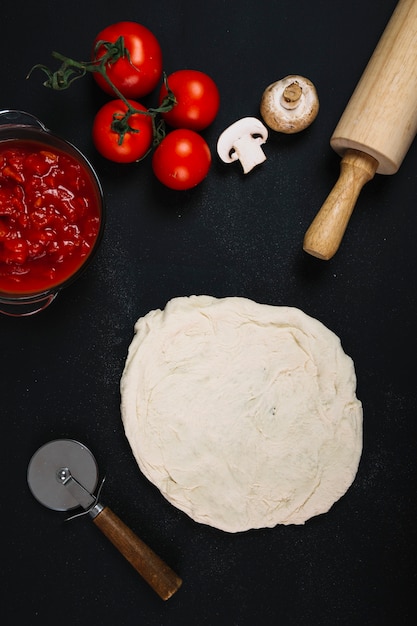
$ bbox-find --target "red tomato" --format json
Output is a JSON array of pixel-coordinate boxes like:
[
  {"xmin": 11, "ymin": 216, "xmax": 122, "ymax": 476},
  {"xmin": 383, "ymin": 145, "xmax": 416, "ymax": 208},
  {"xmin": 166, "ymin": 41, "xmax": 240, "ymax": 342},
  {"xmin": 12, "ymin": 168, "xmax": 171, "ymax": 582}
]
[
  {"xmin": 92, "ymin": 22, "xmax": 163, "ymax": 98},
  {"xmin": 159, "ymin": 70, "xmax": 220, "ymax": 131},
  {"xmin": 92, "ymin": 99, "xmax": 153, "ymax": 163},
  {"xmin": 152, "ymin": 129, "xmax": 211, "ymax": 190}
]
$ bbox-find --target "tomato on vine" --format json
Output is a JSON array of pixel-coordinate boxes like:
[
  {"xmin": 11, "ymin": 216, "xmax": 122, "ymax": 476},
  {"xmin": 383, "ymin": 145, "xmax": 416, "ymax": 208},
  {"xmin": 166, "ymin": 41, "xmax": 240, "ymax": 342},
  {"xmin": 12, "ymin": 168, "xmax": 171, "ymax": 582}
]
[
  {"xmin": 159, "ymin": 69, "xmax": 220, "ymax": 131},
  {"xmin": 152, "ymin": 129, "xmax": 211, "ymax": 190},
  {"xmin": 92, "ymin": 21, "xmax": 163, "ymax": 98},
  {"xmin": 92, "ymin": 99, "xmax": 154, "ymax": 163}
]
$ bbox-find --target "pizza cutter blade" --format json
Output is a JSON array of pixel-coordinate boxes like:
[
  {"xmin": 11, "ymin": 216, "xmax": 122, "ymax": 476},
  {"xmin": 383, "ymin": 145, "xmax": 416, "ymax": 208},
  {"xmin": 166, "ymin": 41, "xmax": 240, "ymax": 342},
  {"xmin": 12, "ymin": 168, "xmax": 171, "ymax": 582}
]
[{"xmin": 27, "ymin": 439, "xmax": 182, "ymax": 600}]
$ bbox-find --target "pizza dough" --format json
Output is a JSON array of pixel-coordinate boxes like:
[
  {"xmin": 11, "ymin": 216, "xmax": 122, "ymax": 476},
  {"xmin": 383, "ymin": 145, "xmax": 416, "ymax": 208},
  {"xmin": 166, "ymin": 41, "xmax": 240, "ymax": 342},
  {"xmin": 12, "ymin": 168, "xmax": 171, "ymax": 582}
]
[{"xmin": 120, "ymin": 295, "xmax": 362, "ymax": 533}]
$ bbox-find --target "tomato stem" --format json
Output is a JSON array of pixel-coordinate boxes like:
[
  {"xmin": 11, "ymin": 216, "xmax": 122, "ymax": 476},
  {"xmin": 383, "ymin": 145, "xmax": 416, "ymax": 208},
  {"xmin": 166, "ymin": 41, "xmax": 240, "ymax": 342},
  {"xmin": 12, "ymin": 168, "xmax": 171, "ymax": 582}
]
[{"xmin": 27, "ymin": 38, "xmax": 177, "ymax": 149}]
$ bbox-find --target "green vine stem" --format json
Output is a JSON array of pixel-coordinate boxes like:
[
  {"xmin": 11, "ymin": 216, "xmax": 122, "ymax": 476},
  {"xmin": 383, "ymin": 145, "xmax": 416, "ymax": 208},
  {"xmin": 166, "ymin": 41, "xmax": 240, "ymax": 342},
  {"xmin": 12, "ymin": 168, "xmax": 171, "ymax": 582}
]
[{"xmin": 27, "ymin": 36, "xmax": 177, "ymax": 152}]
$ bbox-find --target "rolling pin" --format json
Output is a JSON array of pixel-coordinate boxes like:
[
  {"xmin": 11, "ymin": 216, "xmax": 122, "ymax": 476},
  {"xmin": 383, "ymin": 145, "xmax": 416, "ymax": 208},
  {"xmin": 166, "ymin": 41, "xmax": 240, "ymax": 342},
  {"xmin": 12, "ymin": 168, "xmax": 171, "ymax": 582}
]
[{"xmin": 303, "ymin": 0, "xmax": 417, "ymax": 260}]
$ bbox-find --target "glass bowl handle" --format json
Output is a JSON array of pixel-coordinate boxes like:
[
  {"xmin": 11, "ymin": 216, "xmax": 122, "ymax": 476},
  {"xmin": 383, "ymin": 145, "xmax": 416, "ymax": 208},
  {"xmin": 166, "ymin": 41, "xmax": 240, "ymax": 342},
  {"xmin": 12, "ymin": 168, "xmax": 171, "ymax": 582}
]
[{"xmin": 0, "ymin": 109, "xmax": 48, "ymax": 131}]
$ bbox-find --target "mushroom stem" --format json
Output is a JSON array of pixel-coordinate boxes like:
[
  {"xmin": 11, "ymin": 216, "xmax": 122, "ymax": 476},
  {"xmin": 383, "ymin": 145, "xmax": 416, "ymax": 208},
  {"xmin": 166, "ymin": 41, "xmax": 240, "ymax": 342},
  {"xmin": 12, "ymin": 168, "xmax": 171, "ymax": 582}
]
[
  {"xmin": 281, "ymin": 82, "xmax": 302, "ymax": 109},
  {"xmin": 232, "ymin": 135, "xmax": 267, "ymax": 174}
]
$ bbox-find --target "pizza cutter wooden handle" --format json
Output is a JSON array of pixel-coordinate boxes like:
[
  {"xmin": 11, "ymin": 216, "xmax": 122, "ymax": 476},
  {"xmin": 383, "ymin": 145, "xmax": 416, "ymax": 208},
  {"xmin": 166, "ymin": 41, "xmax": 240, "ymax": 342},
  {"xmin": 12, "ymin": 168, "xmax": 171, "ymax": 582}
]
[
  {"xmin": 304, "ymin": 0, "xmax": 417, "ymax": 259},
  {"xmin": 93, "ymin": 506, "xmax": 182, "ymax": 600}
]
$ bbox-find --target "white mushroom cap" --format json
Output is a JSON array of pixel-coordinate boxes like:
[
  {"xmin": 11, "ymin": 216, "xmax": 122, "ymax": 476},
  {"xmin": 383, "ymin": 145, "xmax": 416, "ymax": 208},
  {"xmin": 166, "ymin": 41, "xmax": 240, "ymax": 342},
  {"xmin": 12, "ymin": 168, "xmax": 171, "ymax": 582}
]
[
  {"xmin": 260, "ymin": 75, "xmax": 319, "ymax": 133},
  {"xmin": 217, "ymin": 117, "xmax": 268, "ymax": 174}
]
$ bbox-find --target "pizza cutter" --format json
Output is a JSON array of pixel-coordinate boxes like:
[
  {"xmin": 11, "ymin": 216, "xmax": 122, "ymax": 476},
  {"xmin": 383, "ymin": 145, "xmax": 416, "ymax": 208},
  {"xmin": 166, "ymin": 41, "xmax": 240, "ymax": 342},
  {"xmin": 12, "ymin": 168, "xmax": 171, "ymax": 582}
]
[{"xmin": 27, "ymin": 439, "xmax": 182, "ymax": 600}]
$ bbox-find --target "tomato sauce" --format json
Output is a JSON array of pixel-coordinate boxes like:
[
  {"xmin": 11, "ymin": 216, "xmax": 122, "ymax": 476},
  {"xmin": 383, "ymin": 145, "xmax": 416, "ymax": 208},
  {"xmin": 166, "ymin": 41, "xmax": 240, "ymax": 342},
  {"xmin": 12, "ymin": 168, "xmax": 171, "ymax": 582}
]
[{"xmin": 0, "ymin": 140, "xmax": 102, "ymax": 295}]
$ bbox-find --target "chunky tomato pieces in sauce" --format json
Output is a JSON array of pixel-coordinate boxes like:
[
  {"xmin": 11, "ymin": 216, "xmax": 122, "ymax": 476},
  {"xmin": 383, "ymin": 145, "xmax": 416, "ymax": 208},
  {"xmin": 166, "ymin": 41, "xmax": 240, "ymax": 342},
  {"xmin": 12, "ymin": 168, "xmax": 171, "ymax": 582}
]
[{"xmin": 0, "ymin": 140, "xmax": 101, "ymax": 295}]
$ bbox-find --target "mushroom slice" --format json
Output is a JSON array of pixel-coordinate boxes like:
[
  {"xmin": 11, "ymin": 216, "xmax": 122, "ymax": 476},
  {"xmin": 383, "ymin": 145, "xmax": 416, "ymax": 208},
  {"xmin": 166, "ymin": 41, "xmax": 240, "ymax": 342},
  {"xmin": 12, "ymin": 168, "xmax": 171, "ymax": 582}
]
[
  {"xmin": 260, "ymin": 75, "xmax": 319, "ymax": 134},
  {"xmin": 217, "ymin": 117, "xmax": 268, "ymax": 174}
]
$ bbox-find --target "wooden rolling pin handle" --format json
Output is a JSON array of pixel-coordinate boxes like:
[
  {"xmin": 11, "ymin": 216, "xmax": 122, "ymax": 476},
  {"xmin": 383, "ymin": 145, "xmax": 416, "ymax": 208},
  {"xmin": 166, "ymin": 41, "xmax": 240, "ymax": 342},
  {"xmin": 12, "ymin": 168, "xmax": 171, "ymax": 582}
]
[
  {"xmin": 303, "ymin": 149, "xmax": 378, "ymax": 260},
  {"xmin": 93, "ymin": 506, "xmax": 182, "ymax": 600}
]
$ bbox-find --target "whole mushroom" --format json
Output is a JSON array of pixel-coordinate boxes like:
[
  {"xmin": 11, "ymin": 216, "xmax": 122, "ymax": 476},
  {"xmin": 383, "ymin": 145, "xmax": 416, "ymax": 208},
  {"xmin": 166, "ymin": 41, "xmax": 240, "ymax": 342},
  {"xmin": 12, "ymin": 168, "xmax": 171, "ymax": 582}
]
[{"xmin": 260, "ymin": 75, "xmax": 319, "ymax": 133}]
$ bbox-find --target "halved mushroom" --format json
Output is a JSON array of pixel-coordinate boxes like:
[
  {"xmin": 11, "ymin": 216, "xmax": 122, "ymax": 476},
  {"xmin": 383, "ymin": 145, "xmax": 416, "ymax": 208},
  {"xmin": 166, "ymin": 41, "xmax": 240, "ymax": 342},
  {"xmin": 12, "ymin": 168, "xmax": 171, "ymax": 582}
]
[
  {"xmin": 260, "ymin": 75, "xmax": 319, "ymax": 133},
  {"xmin": 217, "ymin": 117, "xmax": 269, "ymax": 174}
]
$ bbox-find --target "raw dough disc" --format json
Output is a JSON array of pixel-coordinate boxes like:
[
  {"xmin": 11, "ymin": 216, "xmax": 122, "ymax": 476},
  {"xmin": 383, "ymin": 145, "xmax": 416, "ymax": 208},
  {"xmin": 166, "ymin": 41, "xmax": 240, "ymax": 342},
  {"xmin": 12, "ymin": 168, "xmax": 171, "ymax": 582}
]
[{"xmin": 121, "ymin": 295, "xmax": 362, "ymax": 533}]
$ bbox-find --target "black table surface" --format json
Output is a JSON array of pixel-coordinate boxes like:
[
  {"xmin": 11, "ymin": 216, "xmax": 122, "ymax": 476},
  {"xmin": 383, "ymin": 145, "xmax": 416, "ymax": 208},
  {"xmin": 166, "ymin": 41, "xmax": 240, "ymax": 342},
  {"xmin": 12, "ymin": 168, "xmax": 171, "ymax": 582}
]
[{"xmin": 2, "ymin": 1, "xmax": 416, "ymax": 624}]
